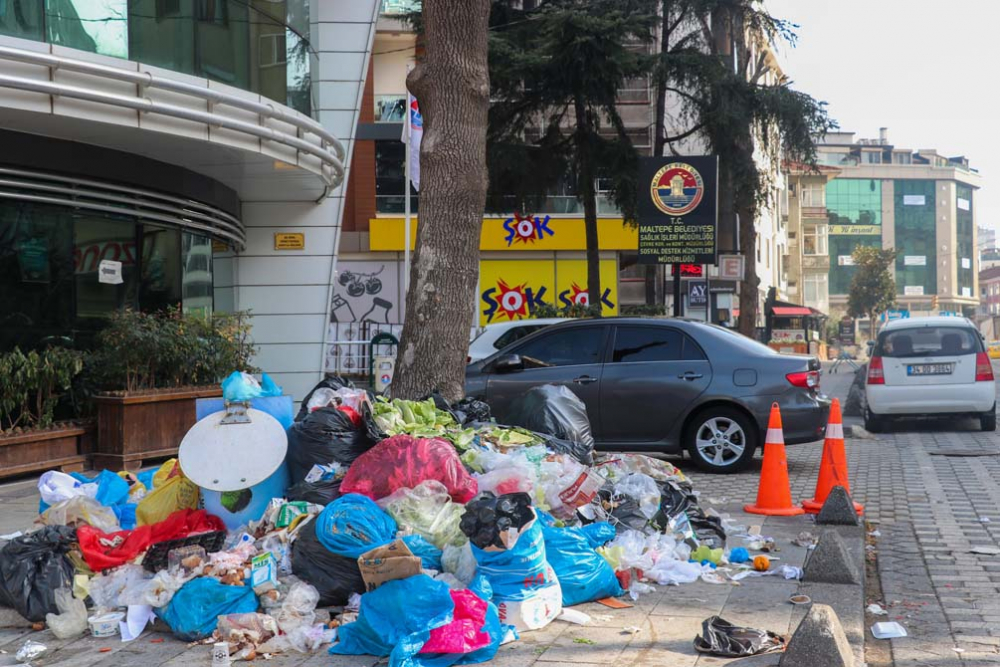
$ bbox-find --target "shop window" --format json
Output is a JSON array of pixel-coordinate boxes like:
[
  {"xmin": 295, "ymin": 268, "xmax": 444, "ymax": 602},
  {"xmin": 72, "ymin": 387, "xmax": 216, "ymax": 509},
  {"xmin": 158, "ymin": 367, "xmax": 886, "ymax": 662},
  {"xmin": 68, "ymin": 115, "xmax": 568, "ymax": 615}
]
[
  {"xmin": 0, "ymin": 0, "xmax": 43, "ymax": 40},
  {"xmin": 73, "ymin": 213, "xmax": 139, "ymax": 322},
  {"xmin": 803, "ymin": 224, "xmax": 828, "ymax": 256},
  {"xmin": 181, "ymin": 233, "xmax": 213, "ymax": 315},
  {"xmin": 138, "ymin": 225, "xmax": 181, "ymax": 313}
]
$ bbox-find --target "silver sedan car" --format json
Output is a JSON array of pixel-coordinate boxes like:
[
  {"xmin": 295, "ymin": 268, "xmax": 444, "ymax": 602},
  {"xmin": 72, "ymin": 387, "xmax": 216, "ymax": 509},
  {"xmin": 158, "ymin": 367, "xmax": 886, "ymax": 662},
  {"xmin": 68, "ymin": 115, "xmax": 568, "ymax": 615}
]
[{"xmin": 465, "ymin": 317, "xmax": 830, "ymax": 473}]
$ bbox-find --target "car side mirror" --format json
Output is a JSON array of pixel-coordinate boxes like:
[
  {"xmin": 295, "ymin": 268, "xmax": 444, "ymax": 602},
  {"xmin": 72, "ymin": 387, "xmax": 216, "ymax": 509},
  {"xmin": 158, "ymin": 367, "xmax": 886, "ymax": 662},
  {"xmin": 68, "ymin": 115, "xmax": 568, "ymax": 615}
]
[{"xmin": 493, "ymin": 353, "xmax": 524, "ymax": 373}]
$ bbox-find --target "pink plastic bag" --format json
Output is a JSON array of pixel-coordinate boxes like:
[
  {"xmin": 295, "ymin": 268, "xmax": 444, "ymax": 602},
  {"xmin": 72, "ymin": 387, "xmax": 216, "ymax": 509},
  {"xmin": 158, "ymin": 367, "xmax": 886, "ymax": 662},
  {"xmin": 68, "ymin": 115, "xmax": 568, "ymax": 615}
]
[
  {"xmin": 341, "ymin": 435, "xmax": 478, "ymax": 503},
  {"xmin": 420, "ymin": 590, "xmax": 491, "ymax": 655}
]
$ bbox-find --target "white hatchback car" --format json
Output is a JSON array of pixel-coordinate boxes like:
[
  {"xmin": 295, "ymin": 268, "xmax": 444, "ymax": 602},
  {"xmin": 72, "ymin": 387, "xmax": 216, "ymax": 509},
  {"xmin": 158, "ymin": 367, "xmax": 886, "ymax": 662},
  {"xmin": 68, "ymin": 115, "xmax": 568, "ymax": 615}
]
[
  {"xmin": 865, "ymin": 316, "xmax": 996, "ymax": 432},
  {"xmin": 467, "ymin": 318, "xmax": 568, "ymax": 363}
]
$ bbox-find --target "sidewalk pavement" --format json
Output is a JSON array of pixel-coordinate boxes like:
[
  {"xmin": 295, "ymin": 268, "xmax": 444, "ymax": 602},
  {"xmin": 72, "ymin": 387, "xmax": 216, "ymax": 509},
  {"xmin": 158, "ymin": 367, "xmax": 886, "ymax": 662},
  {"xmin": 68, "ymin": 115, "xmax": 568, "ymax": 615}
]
[{"xmin": 0, "ymin": 478, "xmax": 865, "ymax": 667}]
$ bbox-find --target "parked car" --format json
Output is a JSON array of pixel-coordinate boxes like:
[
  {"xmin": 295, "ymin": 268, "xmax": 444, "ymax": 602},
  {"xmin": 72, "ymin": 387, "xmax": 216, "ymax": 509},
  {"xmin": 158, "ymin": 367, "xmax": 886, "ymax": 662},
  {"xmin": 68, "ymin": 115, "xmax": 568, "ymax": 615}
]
[
  {"xmin": 865, "ymin": 316, "xmax": 996, "ymax": 432},
  {"xmin": 467, "ymin": 318, "xmax": 568, "ymax": 363},
  {"xmin": 465, "ymin": 317, "xmax": 830, "ymax": 473}
]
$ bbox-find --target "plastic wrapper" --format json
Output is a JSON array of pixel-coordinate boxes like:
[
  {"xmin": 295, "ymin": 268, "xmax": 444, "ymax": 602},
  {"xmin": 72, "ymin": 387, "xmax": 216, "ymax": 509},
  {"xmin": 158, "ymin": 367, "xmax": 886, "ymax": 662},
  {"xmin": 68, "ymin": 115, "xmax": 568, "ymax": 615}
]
[
  {"xmin": 287, "ymin": 407, "xmax": 373, "ymax": 485},
  {"xmin": 314, "ymin": 494, "xmax": 397, "ymax": 558},
  {"xmin": 0, "ymin": 526, "xmax": 76, "ymax": 622},
  {"xmin": 295, "ymin": 376, "xmax": 355, "ymax": 421},
  {"xmin": 380, "ymin": 481, "xmax": 467, "ymax": 549},
  {"xmin": 216, "ymin": 612, "xmax": 279, "ymax": 645},
  {"xmin": 539, "ymin": 457, "xmax": 603, "ymax": 519},
  {"xmin": 15, "ymin": 641, "xmax": 47, "ymax": 664},
  {"xmin": 273, "ymin": 580, "xmax": 320, "ymax": 633},
  {"xmin": 290, "ymin": 520, "xmax": 366, "ymax": 607},
  {"xmin": 538, "ymin": 517, "xmax": 623, "ymax": 607},
  {"xmin": 88, "ymin": 565, "xmax": 149, "ymax": 609},
  {"xmin": 331, "ymin": 574, "xmax": 504, "ymax": 667},
  {"xmin": 40, "ymin": 496, "xmax": 120, "ymax": 532},
  {"xmin": 613, "ymin": 473, "xmax": 661, "ymax": 520},
  {"xmin": 500, "ymin": 385, "xmax": 594, "ymax": 465},
  {"xmin": 693, "ymin": 616, "xmax": 787, "ymax": 657},
  {"xmin": 306, "ymin": 386, "xmax": 369, "ymax": 414},
  {"xmin": 157, "ymin": 577, "xmax": 258, "ymax": 642},
  {"xmin": 44, "ymin": 589, "xmax": 87, "ymax": 639},
  {"xmin": 341, "ymin": 434, "xmax": 479, "ymax": 504},
  {"xmin": 475, "ymin": 464, "xmax": 534, "ymax": 496}
]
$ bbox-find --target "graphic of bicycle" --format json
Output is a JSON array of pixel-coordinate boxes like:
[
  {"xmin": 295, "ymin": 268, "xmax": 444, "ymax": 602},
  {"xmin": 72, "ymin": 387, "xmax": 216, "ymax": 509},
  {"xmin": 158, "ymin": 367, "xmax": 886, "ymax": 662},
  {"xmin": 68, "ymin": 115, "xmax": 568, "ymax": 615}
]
[{"xmin": 338, "ymin": 266, "xmax": 384, "ymax": 298}]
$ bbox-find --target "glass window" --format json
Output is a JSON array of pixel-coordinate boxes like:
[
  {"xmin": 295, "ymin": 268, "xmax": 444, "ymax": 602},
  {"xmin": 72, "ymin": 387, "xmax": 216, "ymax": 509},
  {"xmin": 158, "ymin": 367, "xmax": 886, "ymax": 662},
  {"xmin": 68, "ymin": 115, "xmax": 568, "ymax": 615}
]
[
  {"xmin": 493, "ymin": 325, "xmax": 542, "ymax": 350},
  {"xmin": 181, "ymin": 232, "xmax": 213, "ymax": 315},
  {"xmin": 804, "ymin": 273, "xmax": 828, "ymax": 306},
  {"xmin": 894, "ymin": 180, "xmax": 936, "ymax": 296},
  {"xmin": 47, "ymin": 0, "xmax": 128, "ymax": 58},
  {"xmin": 803, "ymin": 224, "xmax": 828, "ymax": 255},
  {"xmin": 73, "ymin": 213, "xmax": 139, "ymax": 321},
  {"xmin": 375, "ymin": 94, "xmax": 407, "ymax": 122},
  {"xmin": 801, "ymin": 184, "xmax": 825, "ymax": 207},
  {"xmin": 863, "ymin": 151, "xmax": 882, "ymax": 164},
  {"xmin": 956, "ymin": 184, "xmax": 974, "ymax": 296},
  {"xmin": 877, "ymin": 326, "xmax": 982, "ymax": 358},
  {"xmin": 893, "ymin": 152, "xmax": 912, "ymax": 165},
  {"xmin": 375, "ymin": 139, "xmax": 417, "ymax": 214},
  {"xmin": 515, "ymin": 326, "xmax": 604, "ymax": 368},
  {"xmin": 0, "ymin": 0, "xmax": 43, "ymax": 40},
  {"xmin": 138, "ymin": 225, "xmax": 181, "ymax": 312},
  {"xmin": 612, "ymin": 326, "xmax": 682, "ymax": 363}
]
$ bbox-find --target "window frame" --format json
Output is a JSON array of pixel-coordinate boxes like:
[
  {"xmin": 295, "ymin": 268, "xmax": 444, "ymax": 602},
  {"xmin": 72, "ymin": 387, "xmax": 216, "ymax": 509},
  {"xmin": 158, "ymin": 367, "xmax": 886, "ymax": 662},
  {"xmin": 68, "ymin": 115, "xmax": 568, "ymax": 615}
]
[{"xmin": 802, "ymin": 223, "xmax": 828, "ymax": 256}]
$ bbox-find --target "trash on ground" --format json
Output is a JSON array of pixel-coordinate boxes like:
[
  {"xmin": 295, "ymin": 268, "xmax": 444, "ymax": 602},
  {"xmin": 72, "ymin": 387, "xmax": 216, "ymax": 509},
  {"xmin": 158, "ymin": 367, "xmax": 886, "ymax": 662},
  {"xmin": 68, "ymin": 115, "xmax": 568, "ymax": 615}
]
[
  {"xmin": 791, "ymin": 531, "xmax": 817, "ymax": 548},
  {"xmin": 14, "ymin": 641, "xmax": 47, "ymax": 664},
  {"xmin": 867, "ymin": 603, "xmax": 888, "ymax": 616},
  {"xmin": 788, "ymin": 595, "xmax": 811, "ymax": 605},
  {"xmin": 693, "ymin": 616, "xmax": 786, "ymax": 657},
  {"xmin": 871, "ymin": 621, "xmax": 907, "ymax": 639},
  {"xmin": 970, "ymin": 546, "xmax": 1000, "ymax": 555}
]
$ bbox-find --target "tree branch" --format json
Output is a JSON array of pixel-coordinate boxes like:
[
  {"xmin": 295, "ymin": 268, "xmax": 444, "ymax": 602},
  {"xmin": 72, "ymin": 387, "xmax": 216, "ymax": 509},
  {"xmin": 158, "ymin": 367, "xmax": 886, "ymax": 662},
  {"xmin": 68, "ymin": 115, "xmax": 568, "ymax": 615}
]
[{"xmin": 663, "ymin": 122, "xmax": 705, "ymax": 143}]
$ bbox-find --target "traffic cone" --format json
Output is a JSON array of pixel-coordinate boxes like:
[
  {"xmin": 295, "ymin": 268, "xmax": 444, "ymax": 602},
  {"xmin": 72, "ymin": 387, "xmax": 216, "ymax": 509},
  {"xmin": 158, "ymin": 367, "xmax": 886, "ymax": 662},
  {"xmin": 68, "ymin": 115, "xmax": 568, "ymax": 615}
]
[
  {"xmin": 802, "ymin": 398, "xmax": 863, "ymax": 514},
  {"xmin": 744, "ymin": 403, "xmax": 804, "ymax": 516}
]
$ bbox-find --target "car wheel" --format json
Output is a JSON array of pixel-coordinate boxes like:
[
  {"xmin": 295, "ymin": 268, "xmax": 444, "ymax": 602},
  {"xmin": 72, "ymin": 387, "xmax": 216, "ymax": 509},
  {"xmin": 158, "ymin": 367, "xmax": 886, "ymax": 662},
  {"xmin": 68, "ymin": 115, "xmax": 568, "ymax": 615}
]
[
  {"xmin": 982, "ymin": 407, "xmax": 996, "ymax": 432},
  {"xmin": 864, "ymin": 407, "xmax": 884, "ymax": 433},
  {"xmin": 684, "ymin": 407, "xmax": 758, "ymax": 474}
]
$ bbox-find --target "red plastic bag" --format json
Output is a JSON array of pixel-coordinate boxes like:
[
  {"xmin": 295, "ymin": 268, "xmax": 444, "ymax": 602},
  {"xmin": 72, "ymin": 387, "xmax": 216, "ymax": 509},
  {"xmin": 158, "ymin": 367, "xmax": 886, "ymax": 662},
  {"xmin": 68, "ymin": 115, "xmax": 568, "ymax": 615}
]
[
  {"xmin": 420, "ymin": 590, "xmax": 491, "ymax": 655},
  {"xmin": 78, "ymin": 509, "xmax": 224, "ymax": 571},
  {"xmin": 337, "ymin": 405, "xmax": 362, "ymax": 427},
  {"xmin": 341, "ymin": 435, "xmax": 478, "ymax": 503}
]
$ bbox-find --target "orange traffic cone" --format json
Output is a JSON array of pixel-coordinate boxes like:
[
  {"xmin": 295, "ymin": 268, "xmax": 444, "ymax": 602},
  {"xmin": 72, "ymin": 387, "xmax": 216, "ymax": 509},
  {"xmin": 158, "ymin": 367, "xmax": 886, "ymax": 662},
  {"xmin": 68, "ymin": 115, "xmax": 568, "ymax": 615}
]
[
  {"xmin": 802, "ymin": 398, "xmax": 863, "ymax": 514},
  {"xmin": 744, "ymin": 403, "xmax": 804, "ymax": 516}
]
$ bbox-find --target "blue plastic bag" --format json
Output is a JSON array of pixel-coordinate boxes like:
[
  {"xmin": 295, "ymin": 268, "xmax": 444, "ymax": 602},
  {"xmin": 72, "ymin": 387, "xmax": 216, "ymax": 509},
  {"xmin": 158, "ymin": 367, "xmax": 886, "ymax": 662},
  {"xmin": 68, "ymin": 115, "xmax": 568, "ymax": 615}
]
[
  {"xmin": 39, "ymin": 470, "xmax": 131, "ymax": 515},
  {"xmin": 260, "ymin": 373, "xmax": 283, "ymax": 397},
  {"xmin": 315, "ymin": 494, "xmax": 397, "ymax": 558},
  {"xmin": 158, "ymin": 578, "xmax": 258, "ymax": 641},
  {"xmin": 221, "ymin": 371, "xmax": 263, "ymax": 401},
  {"xmin": 403, "ymin": 535, "xmax": 443, "ymax": 570},
  {"xmin": 539, "ymin": 520, "xmax": 622, "ymax": 606}
]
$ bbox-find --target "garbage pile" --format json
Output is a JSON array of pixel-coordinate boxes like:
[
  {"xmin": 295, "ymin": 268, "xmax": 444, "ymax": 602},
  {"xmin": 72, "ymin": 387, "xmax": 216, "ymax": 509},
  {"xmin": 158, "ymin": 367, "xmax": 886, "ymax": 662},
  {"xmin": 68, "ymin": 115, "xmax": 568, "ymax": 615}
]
[{"xmin": 0, "ymin": 374, "xmax": 771, "ymax": 665}]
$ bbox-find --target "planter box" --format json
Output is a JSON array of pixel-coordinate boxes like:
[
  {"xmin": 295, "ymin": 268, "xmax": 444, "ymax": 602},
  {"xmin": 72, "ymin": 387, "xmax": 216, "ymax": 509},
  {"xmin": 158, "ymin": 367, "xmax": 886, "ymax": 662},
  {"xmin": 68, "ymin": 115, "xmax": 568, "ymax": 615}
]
[
  {"xmin": 0, "ymin": 422, "xmax": 92, "ymax": 479},
  {"xmin": 93, "ymin": 387, "xmax": 222, "ymax": 471}
]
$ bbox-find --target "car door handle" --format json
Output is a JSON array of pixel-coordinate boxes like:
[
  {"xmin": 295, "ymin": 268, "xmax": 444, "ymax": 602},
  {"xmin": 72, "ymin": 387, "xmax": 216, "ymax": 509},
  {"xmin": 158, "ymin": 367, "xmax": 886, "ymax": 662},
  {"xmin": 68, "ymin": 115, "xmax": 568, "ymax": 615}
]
[
  {"xmin": 573, "ymin": 376, "xmax": 598, "ymax": 385},
  {"xmin": 678, "ymin": 372, "xmax": 704, "ymax": 381}
]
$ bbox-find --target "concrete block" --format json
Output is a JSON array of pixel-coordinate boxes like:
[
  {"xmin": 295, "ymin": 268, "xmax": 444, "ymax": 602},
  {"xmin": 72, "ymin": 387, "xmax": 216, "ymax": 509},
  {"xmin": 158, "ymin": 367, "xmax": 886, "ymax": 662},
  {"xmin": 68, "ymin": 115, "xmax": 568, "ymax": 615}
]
[
  {"xmin": 817, "ymin": 486, "xmax": 860, "ymax": 526},
  {"xmin": 780, "ymin": 604, "xmax": 853, "ymax": 667},
  {"xmin": 804, "ymin": 530, "xmax": 861, "ymax": 585}
]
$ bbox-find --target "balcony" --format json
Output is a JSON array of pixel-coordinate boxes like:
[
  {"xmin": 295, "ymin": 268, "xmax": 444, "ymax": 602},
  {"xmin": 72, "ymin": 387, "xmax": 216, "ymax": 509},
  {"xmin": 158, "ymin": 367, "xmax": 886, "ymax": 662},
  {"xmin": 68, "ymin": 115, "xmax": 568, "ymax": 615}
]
[
  {"xmin": 802, "ymin": 255, "xmax": 831, "ymax": 271},
  {"xmin": 801, "ymin": 206, "xmax": 828, "ymax": 219}
]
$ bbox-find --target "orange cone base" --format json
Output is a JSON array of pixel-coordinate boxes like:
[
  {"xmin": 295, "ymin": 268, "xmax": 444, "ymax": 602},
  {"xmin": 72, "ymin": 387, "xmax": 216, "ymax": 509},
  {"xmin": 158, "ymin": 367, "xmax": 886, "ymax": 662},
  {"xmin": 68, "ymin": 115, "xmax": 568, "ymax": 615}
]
[
  {"xmin": 743, "ymin": 503, "xmax": 805, "ymax": 517},
  {"xmin": 801, "ymin": 498, "xmax": 864, "ymax": 515}
]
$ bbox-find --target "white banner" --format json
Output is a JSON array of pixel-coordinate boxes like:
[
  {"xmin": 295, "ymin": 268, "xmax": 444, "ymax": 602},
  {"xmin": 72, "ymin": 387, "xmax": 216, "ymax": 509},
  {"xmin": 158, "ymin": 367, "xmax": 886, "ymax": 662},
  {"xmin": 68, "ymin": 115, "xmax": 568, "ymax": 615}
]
[
  {"xmin": 903, "ymin": 195, "xmax": 926, "ymax": 206},
  {"xmin": 405, "ymin": 92, "xmax": 423, "ymax": 191},
  {"xmin": 958, "ymin": 198, "xmax": 971, "ymax": 211},
  {"xmin": 838, "ymin": 255, "xmax": 855, "ymax": 266},
  {"xmin": 962, "ymin": 257, "xmax": 971, "ymax": 269},
  {"xmin": 904, "ymin": 285, "xmax": 924, "ymax": 296},
  {"xmin": 963, "ymin": 287, "xmax": 972, "ymax": 297},
  {"xmin": 904, "ymin": 255, "xmax": 926, "ymax": 266}
]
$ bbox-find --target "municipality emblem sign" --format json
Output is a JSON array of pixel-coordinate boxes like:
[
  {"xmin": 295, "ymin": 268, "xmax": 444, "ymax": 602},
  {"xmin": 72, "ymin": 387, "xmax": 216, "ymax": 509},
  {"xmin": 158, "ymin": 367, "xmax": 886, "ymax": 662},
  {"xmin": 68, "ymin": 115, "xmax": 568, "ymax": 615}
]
[
  {"xmin": 637, "ymin": 156, "xmax": 718, "ymax": 265},
  {"xmin": 650, "ymin": 162, "xmax": 705, "ymax": 216}
]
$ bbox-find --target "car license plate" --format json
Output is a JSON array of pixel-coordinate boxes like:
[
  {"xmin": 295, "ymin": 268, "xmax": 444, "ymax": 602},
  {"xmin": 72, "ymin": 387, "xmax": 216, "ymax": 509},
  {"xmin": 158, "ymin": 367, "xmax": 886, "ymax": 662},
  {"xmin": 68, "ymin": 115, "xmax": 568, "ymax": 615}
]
[{"xmin": 907, "ymin": 363, "xmax": 953, "ymax": 376}]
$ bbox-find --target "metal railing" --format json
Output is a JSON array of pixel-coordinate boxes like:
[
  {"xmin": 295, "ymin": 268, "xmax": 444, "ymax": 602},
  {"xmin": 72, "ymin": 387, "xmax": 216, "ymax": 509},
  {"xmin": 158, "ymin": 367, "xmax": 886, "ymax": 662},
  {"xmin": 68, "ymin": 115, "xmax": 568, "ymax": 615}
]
[{"xmin": 0, "ymin": 45, "xmax": 346, "ymax": 187}]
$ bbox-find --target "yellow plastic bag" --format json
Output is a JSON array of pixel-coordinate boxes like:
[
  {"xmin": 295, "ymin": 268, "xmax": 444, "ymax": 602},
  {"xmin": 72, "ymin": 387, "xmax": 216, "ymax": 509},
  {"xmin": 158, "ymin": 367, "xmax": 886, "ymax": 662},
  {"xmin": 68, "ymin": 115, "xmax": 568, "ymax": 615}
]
[
  {"xmin": 135, "ymin": 462, "xmax": 199, "ymax": 526},
  {"xmin": 117, "ymin": 471, "xmax": 147, "ymax": 503}
]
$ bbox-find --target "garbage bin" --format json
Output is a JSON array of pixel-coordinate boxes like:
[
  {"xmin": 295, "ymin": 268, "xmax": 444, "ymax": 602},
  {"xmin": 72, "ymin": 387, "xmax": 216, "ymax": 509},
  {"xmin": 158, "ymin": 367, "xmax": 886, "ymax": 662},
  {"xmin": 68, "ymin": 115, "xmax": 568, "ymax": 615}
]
[{"xmin": 179, "ymin": 400, "xmax": 290, "ymax": 529}]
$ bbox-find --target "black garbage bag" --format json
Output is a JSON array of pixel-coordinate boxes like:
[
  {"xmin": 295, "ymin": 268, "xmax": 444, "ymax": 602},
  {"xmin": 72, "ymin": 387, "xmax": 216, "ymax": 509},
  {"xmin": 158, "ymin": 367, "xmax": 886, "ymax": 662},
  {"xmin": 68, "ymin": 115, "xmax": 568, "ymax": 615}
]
[
  {"xmin": 287, "ymin": 477, "xmax": 343, "ymax": 505},
  {"xmin": 290, "ymin": 520, "xmax": 365, "ymax": 607},
  {"xmin": 653, "ymin": 479, "xmax": 726, "ymax": 548},
  {"xmin": 693, "ymin": 616, "xmax": 786, "ymax": 657},
  {"xmin": 500, "ymin": 385, "xmax": 594, "ymax": 465},
  {"xmin": 453, "ymin": 397, "xmax": 492, "ymax": 425},
  {"xmin": 690, "ymin": 515, "xmax": 726, "ymax": 550},
  {"xmin": 589, "ymin": 485, "xmax": 649, "ymax": 532},
  {"xmin": 296, "ymin": 376, "xmax": 355, "ymax": 422},
  {"xmin": 286, "ymin": 406, "xmax": 374, "ymax": 485},
  {"xmin": 0, "ymin": 526, "xmax": 77, "ymax": 622}
]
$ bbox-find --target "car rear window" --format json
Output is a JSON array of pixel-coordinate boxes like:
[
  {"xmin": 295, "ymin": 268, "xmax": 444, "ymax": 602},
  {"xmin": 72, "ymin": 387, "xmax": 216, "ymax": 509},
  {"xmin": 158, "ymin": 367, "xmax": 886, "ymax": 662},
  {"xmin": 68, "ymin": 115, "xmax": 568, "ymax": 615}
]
[{"xmin": 877, "ymin": 326, "xmax": 983, "ymax": 358}]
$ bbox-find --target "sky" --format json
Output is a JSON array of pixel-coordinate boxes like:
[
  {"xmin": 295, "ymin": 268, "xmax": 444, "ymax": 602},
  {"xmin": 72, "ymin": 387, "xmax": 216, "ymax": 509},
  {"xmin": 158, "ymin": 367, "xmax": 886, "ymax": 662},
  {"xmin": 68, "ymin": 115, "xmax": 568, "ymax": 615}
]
[{"xmin": 766, "ymin": 0, "xmax": 995, "ymax": 236}]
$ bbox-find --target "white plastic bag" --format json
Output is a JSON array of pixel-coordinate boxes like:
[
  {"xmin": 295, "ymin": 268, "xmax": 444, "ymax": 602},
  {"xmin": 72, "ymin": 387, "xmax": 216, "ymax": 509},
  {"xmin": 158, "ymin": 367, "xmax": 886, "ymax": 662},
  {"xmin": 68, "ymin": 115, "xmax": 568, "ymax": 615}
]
[
  {"xmin": 40, "ymin": 496, "xmax": 119, "ymax": 532},
  {"xmin": 614, "ymin": 473, "xmax": 662, "ymax": 520},
  {"xmin": 45, "ymin": 589, "xmax": 88, "ymax": 639},
  {"xmin": 89, "ymin": 565, "xmax": 149, "ymax": 609},
  {"xmin": 38, "ymin": 471, "xmax": 97, "ymax": 506}
]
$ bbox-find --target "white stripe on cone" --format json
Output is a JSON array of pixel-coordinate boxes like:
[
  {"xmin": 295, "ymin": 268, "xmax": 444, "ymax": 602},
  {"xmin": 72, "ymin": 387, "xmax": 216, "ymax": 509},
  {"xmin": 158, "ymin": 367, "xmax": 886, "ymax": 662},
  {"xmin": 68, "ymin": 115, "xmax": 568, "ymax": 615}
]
[
  {"xmin": 765, "ymin": 427, "xmax": 784, "ymax": 445},
  {"xmin": 825, "ymin": 422, "xmax": 844, "ymax": 440}
]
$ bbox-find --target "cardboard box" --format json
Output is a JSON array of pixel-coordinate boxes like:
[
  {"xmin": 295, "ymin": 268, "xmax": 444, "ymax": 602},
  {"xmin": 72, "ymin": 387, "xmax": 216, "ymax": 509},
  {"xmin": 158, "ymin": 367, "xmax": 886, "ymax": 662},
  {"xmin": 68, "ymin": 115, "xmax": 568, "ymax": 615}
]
[{"xmin": 357, "ymin": 540, "xmax": 423, "ymax": 592}]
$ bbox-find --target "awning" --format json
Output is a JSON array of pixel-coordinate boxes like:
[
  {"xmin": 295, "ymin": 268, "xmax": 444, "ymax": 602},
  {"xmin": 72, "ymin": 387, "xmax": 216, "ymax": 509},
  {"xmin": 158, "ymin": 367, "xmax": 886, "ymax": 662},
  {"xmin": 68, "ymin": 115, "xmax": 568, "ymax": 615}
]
[{"xmin": 772, "ymin": 306, "xmax": 813, "ymax": 317}]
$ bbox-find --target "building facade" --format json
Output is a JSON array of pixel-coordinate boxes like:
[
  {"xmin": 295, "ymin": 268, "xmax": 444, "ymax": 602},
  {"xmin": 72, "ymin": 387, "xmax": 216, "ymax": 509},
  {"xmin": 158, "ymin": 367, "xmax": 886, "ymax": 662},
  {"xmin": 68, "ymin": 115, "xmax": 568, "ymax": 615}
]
[
  {"xmin": 0, "ymin": 0, "xmax": 383, "ymax": 399},
  {"xmin": 785, "ymin": 129, "xmax": 980, "ymax": 325}
]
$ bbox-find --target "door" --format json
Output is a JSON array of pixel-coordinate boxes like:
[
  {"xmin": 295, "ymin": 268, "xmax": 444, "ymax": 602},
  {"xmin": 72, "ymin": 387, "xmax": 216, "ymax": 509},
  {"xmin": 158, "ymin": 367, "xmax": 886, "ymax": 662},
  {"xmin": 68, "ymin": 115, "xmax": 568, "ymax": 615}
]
[
  {"xmin": 879, "ymin": 326, "xmax": 979, "ymax": 386},
  {"xmin": 486, "ymin": 325, "xmax": 608, "ymax": 433},
  {"xmin": 599, "ymin": 325, "xmax": 712, "ymax": 444}
]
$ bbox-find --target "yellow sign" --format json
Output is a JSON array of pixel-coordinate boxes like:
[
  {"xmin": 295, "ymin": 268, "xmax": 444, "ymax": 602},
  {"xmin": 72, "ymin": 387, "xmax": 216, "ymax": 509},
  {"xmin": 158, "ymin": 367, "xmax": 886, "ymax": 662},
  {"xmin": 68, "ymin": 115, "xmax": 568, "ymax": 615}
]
[
  {"xmin": 478, "ymin": 258, "xmax": 618, "ymax": 326},
  {"xmin": 273, "ymin": 232, "xmax": 305, "ymax": 250},
  {"xmin": 829, "ymin": 224, "xmax": 880, "ymax": 236},
  {"xmin": 371, "ymin": 217, "xmax": 637, "ymax": 252},
  {"xmin": 211, "ymin": 240, "xmax": 228, "ymax": 253}
]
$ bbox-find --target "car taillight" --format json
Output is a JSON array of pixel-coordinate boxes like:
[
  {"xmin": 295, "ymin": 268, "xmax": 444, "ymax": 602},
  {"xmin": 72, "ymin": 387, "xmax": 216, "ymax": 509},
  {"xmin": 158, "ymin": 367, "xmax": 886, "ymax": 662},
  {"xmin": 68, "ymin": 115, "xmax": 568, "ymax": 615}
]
[
  {"xmin": 976, "ymin": 352, "xmax": 994, "ymax": 382},
  {"xmin": 786, "ymin": 370, "xmax": 819, "ymax": 389},
  {"xmin": 867, "ymin": 356, "xmax": 884, "ymax": 385}
]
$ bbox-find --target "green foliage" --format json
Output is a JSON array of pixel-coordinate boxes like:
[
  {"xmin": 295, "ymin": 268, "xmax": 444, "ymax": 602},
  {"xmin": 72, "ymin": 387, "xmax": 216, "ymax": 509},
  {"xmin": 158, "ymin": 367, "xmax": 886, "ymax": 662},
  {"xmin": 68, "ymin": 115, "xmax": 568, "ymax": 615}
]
[
  {"xmin": 621, "ymin": 304, "xmax": 668, "ymax": 317},
  {"xmin": 531, "ymin": 303, "xmax": 603, "ymax": 319},
  {"xmin": 847, "ymin": 246, "xmax": 898, "ymax": 323},
  {"xmin": 0, "ymin": 347, "xmax": 84, "ymax": 432},
  {"xmin": 87, "ymin": 308, "xmax": 258, "ymax": 393}
]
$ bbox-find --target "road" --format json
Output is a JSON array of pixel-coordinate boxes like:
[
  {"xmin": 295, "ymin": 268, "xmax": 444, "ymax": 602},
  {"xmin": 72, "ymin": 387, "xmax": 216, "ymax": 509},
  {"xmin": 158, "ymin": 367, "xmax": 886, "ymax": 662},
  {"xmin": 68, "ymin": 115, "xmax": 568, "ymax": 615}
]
[{"xmin": 675, "ymin": 362, "xmax": 1000, "ymax": 666}]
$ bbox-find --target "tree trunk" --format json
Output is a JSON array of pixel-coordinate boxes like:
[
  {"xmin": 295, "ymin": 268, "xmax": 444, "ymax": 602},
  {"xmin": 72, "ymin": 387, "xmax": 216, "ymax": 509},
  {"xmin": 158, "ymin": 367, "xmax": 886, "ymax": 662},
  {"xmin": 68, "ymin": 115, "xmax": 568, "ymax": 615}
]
[
  {"xmin": 389, "ymin": 0, "xmax": 490, "ymax": 401},
  {"xmin": 573, "ymin": 96, "xmax": 601, "ymax": 311},
  {"xmin": 737, "ymin": 203, "xmax": 758, "ymax": 337}
]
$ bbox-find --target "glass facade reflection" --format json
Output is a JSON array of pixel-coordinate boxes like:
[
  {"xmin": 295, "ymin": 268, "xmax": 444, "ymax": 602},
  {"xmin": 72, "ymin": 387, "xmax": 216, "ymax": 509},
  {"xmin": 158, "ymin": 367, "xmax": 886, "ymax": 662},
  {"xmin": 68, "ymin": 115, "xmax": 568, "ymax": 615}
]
[
  {"xmin": 956, "ymin": 184, "xmax": 974, "ymax": 298},
  {"xmin": 893, "ymin": 180, "xmax": 936, "ymax": 296},
  {"xmin": 0, "ymin": 0, "xmax": 310, "ymax": 114},
  {"xmin": 0, "ymin": 200, "xmax": 213, "ymax": 352},
  {"xmin": 827, "ymin": 179, "xmax": 882, "ymax": 295}
]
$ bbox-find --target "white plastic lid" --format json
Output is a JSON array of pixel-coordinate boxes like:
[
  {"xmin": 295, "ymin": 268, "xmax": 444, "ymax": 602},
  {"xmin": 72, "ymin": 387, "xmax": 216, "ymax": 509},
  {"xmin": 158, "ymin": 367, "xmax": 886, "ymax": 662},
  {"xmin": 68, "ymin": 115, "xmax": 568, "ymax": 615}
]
[{"xmin": 179, "ymin": 408, "xmax": 287, "ymax": 492}]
